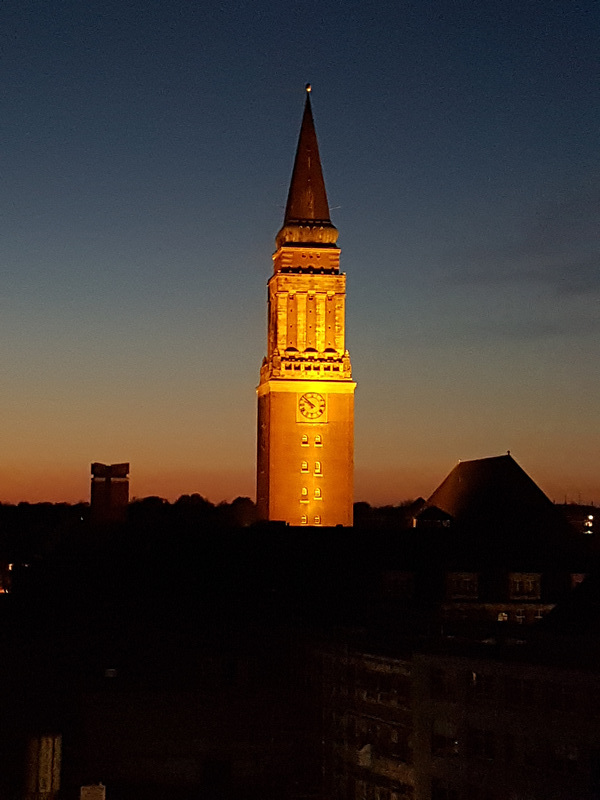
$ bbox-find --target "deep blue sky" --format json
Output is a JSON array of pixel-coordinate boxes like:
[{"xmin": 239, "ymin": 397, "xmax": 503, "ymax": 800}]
[{"xmin": 2, "ymin": 0, "xmax": 599, "ymax": 503}]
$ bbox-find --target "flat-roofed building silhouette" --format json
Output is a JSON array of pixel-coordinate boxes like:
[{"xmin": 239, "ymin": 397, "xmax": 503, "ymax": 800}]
[{"xmin": 90, "ymin": 462, "xmax": 129, "ymax": 523}]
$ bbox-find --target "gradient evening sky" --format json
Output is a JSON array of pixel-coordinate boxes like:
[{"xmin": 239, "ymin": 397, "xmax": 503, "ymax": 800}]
[{"xmin": 2, "ymin": 0, "xmax": 599, "ymax": 505}]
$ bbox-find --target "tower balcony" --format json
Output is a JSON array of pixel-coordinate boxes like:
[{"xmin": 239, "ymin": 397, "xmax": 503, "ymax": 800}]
[{"xmin": 260, "ymin": 350, "xmax": 352, "ymax": 383}]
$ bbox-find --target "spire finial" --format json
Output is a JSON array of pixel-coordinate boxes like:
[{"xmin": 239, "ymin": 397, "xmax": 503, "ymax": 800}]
[{"xmin": 305, "ymin": 83, "xmax": 312, "ymax": 93}]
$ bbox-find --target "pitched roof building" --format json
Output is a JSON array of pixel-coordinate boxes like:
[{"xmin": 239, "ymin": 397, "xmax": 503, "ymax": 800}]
[{"xmin": 422, "ymin": 454, "xmax": 579, "ymax": 565}]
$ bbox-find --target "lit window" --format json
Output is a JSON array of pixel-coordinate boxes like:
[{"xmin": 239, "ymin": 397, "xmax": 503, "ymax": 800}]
[
  {"xmin": 301, "ymin": 461, "xmax": 309, "ymax": 472},
  {"xmin": 301, "ymin": 434, "xmax": 309, "ymax": 446},
  {"xmin": 314, "ymin": 461, "xmax": 322, "ymax": 475},
  {"xmin": 314, "ymin": 515, "xmax": 321, "ymax": 525},
  {"xmin": 314, "ymin": 487, "xmax": 322, "ymax": 499},
  {"xmin": 301, "ymin": 515, "xmax": 308, "ymax": 525},
  {"xmin": 301, "ymin": 487, "xmax": 308, "ymax": 496},
  {"xmin": 509, "ymin": 573, "xmax": 541, "ymax": 600},
  {"xmin": 315, "ymin": 434, "xmax": 322, "ymax": 446}
]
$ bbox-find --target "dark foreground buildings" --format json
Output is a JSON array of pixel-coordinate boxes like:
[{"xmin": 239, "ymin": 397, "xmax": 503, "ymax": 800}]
[
  {"xmin": 317, "ymin": 456, "xmax": 598, "ymax": 800},
  {"xmin": 1, "ymin": 453, "xmax": 599, "ymax": 799}
]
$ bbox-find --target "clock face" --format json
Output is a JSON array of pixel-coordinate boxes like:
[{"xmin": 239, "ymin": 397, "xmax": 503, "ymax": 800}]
[{"xmin": 298, "ymin": 392, "xmax": 326, "ymax": 420}]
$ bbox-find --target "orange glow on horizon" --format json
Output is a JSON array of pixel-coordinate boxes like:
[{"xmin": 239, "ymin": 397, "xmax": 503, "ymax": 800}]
[
  {"xmin": 0, "ymin": 462, "xmax": 257, "ymax": 506},
  {"xmin": 0, "ymin": 446, "xmax": 597, "ymax": 509}
]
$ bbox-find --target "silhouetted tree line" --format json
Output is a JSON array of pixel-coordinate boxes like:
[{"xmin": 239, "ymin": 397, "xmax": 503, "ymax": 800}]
[
  {"xmin": 0, "ymin": 496, "xmax": 436, "ymax": 564},
  {"xmin": 1, "ymin": 496, "xmax": 593, "ymax": 567},
  {"xmin": 353, "ymin": 498, "xmax": 423, "ymax": 529},
  {"xmin": 0, "ymin": 495, "xmax": 259, "ymax": 562},
  {"xmin": 129, "ymin": 493, "xmax": 258, "ymax": 528}
]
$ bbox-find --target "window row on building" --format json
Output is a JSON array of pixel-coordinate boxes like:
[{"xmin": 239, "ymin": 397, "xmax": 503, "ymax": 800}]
[
  {"xmin": 327, "ymin": 710, "xmax": 412, "ymax": 763},
  {"xmin": 301, "ymin": 461, "xmax": 322, "ymax": 474},
  {"xmin": 322, "ymin": 654, "xmax": 412, "ymax": 708},
  {"xmin": 445, "ymin": 572, "xmax": 542, "ymax": 601},
  {"xmin": 388, "ymin": 572, "xmax": 588, "ymax": 605},
  {"xmin": 428, "ymin": 666, "xmax": 591, "ymax": 712},
  {"xmin": 301, "ymin": 433, "xmax": 323, "ymax": 446},
  {"xmin": 283, "ymin": 362, "xmax": 342, "ymax": 371},
  {"xmin": 301, "ymin": 487, "xmax": 322, "ymax": 501}
]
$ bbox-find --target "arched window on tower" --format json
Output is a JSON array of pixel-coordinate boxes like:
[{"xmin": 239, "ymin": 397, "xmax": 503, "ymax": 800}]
[
  {"xmin": 314, "ymin": 487, "xmax": 322, "ymax": 499},
  {"xmin": 314, "ymin": 461, "xmax": 322, "ymax": 475},
  {"xmin": 314, "ymin": 434, "xmax": 322, "ymax": 446},
  {"xmin": 301, "ymin": 461, "xmax": 309, "ymax": 473},
  {"xmin": 301, "ymin": 434, "xmax": 309, "ymax": 446}
]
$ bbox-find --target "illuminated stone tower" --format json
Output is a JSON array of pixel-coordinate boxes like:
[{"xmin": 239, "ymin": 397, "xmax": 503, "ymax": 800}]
[{"xmin": 257, "ymin": 87, "xmax": 356, "ymax": 526}]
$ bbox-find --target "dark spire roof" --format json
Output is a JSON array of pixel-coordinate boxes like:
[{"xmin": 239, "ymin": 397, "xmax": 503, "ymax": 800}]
[
  {"xmin": 284, "ymin": 87, "xmax": 330, "ymax": 223},
  {"xmin": 276, "ymin": 86, "xmax": 338, "ymax": 249}
]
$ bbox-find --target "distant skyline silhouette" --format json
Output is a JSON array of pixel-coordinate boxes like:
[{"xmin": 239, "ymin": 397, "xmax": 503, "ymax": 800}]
[{"xmin": 2, "ymin": 0, "xmax": 599, "ymax": 505}]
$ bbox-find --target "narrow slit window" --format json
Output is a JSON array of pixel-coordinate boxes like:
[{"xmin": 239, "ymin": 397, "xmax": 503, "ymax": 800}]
[
  {"xmin": 314, "ymin": 515, "xmax": 321, "ymax": 525},
  {"xmin": 315, "ymin": 461, "xmax": 322, "ymax": 475}
]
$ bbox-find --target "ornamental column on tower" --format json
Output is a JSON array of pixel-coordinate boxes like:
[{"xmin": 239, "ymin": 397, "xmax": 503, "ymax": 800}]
[{"xmin": 256, "ymin": 86, "xmax": 356, "ymax": 526}]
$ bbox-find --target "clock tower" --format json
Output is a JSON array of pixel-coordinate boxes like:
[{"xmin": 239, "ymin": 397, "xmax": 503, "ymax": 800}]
[{"xmin": 256, "ymin": 87, "xmax": 356, "ymax": 526}]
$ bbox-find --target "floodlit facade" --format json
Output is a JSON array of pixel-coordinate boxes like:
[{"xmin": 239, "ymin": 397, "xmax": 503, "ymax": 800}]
[{"xmin": 256, "ymin": 88, "xmax": 356, "ymax": 526}]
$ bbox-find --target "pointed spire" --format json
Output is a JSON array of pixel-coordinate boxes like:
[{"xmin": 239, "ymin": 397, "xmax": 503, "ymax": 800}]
[{"xmin": 276, "ymin": 86, "xmax": 338, "ymax": 249}]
